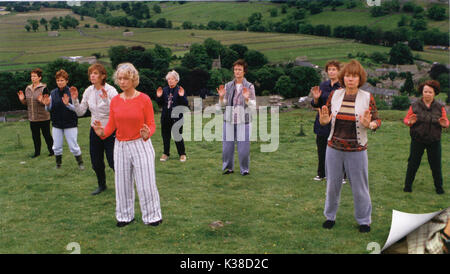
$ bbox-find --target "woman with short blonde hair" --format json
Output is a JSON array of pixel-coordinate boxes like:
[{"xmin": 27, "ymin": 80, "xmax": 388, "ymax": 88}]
[
  {"xmin": 93, "ymin": 63, "xmax": 162, "ymax": 227},
  {"xmin": 113, "ymin": 62, "xmax": 140, "ymax": 88}
]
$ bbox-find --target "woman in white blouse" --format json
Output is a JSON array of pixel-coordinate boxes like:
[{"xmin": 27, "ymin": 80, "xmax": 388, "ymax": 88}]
[{"xmin": 70, "ymin": 64, "xmax": 118, "ymax": 195}]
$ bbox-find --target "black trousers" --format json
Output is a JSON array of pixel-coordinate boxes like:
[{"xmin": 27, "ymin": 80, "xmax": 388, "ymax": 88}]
[
  {"xmin": 90, "ymin": 127, "xmax": 115, "ymax": 187},
  {"xmin": 316, "ymin": 134, "xmax": 328, "ymax": 178},
  {"xmin": 405, "ymin": 139, "xmax": 443, "ymax": 190},
  {"xmin": 30, "ymin": 120, "xmax": 53, "ymax": 155},
  {"xmin": 161, "ymin": 115, "xmax": 185, "ymax": 157}
]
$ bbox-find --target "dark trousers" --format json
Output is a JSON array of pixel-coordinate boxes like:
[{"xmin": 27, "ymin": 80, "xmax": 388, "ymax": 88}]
[
  {"xmin": 30, "ymin": 120, "xmax": 53, "ymax": 155},
  {"xmin": 405, "ymin": 139, "xmax": 443, "ymax": 190},
  {"xmin": 161, "ymin": 116, "xmax": 185, "ymax": 157},
  {"xmin": 90, "ymin": 127, "xmax": 115, "ymax": 187},
  {"xmin": 316, "ymin": 134, "xmax": 328, "ymax": 178}
]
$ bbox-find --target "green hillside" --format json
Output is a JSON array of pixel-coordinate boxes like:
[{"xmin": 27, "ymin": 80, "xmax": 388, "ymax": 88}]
[{"xmin": 0, "ymin": 6, "xmax": 448, "ymax": 72}]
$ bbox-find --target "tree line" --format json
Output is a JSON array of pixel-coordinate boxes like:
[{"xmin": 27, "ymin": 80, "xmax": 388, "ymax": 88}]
[{"xmin": 0, "ymin": 39, "xmax": 322, "ymax": 112}]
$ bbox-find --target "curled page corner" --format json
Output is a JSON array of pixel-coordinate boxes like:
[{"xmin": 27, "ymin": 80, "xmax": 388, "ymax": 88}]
[{"xmin": 381, "ymin": 208, "xmax": 448, "ymax": 252}]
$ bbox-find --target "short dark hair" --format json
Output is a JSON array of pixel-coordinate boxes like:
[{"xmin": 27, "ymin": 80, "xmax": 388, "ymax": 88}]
[
  {"xmin": 419, "ymin": 80, "xmax": 440, "ymax": 95},
  {"xmin": 31, "ymin": 68, "xmax": 43, "ymax": 78},
  {"xmin": 233, "ymin": 59, "xmax": 248, "ymax": 73},
  {"xmin": 325, "ymin": 60, "xmax": 341, "ymax": 72}
]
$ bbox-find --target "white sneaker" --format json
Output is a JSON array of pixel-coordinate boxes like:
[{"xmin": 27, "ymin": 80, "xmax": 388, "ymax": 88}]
[
  {"xmin": 160, "ymin": 154, "xmax": 169, "ymax": 162},
  {"xmin": 342, "ymin": 179, "xmax": 347, "ymax": 184},
  {"xmin": 313, "ymin": 176, "xmax": 325, "ymax": 181}
]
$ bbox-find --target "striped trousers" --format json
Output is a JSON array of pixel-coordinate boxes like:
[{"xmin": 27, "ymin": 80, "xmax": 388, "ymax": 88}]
[{"xmin": 114, "ymin": 138, "xmax": 162, "ymax": 224}]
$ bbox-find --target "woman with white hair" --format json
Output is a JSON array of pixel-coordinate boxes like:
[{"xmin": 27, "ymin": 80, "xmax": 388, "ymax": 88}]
[
  {"xmin": 92, "ymin": 62, "xmax": 162, "ymax": 227},
  {"xmin": 155, "ymin": 70, "xmax": 188, "ymax": 162}
]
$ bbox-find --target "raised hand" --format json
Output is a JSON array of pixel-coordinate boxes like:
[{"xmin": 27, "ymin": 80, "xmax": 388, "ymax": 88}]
[
  {"xmin": 217, "ymin": 84, "xmax": 225, "ymax": 98},
  {"xmin": 92, "ymin": 120, "xmax": 104, "ymax": 137},
  {"xmin": 100, "ymin": 88, "xmax": 108, "ymax": 99},
  {"xmin": 311, "ymin": 86, "xmax": 322, "ymax": 101},
  {"xmin": 361, "ymin": 109, "xmax": 372, "ymax": 128},
  {"xmin": 156, "ymin": 87, "xmax": 163, "ymax": 98},
  {"xmin": 178, "ymin": 86, "xmax": 185, "ymax": 97},
  {"xmin": 439, "ymin": 116, "xmax": 448, "ymax": 128},
  {"xmin": 319, "ymin": 105, "xmax": 331, "ymax": 125},
  {"xmin": 69, "ymin": 86, "xmax": 78, "ymax": 100},
  {"xmin": 62, "ymin": 93, "xmax": 70, "ymax": 105},
  {"xmin": 17, "ymin": 90, "xmax": 25, "ymax": 101},
  {"xmin": 243, "ymin": 87, "xmax": 250, "ymax": 100},
  {"xmin": 408, "ymin": 113, "xmax": 417, "ymax": 126},
  {"xmin": 140, "ymin": 124, "xmax": 150, "ymax": 140},
  {"xmin": 42, "ymin": 94, "xmax": 51, "ymax": 106}
]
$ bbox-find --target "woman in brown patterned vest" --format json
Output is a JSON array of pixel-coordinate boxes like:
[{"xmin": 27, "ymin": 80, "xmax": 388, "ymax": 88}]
[{"xmin": 17, "ymin": 68, "xmax": 54, "ymax": 158}]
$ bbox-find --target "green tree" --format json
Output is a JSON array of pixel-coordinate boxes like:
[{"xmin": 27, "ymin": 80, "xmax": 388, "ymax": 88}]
[
  {"xmin": 436, "ymin": 73, "xmax": 449, "ymax": 103},
  {"xmin": 287, "ymin": 66, "xmax": 321, "ymax": 98},
  {"xmin": 220, "ymin": 48, "xmax": 239, "ymax": 70},
  {"xmin": 427, "ymin": 5, "xmax": 446, "ymax": 21},
  {"xmin": 25, "ymin": 25, "xmax": 31, "ymax": 32},
  {"xmin": 28, "ymin": 19, "xmax": 39, "ymax": 32},
  {"xmin": 243, "ymin": 50, "xmax": 268, "ymax": 69},
  {"xmin": 255, "ymin": 66, "xmax": 285, "ymax": 94},
  {"xmin": 182, "ymin": 21, "xmax": 193, "ymax": 29},
  {"xmin": 40, "ymin": 18, "xmax": 48, "ymax": 31},
  {"xmin": 229, "ymin": 44, "xmax": 248, "ymax": 59},
  {"xmin": 309, "ymin": 2, "xmax": 323, "ymax": 15},
  {"xmin": 203, "ymin": 38, "xmax": 224, "ymax": 59},
  {"xmin": 397, "ymin": 15, "xmax": 408, "ymax": 27},
  {"xmin": 207, "ymin": 68, "xmax": 232, "ymax": 91},
  {"xmin": 410, "ymin": 19, "xmax": 427, "ymax": 31},
  {"xmin": 370, "ymin": 6, "xmax": 387, "ymax": 17},
  {"xmin": 392, "ymin": 95, "xmax": 410, "ymax": 110},
  {"xmin": 400, "ymin": 72, "xmax": 415, "ymax": 95},
  {"xmin": 49, "ymin": 17, "xmax": 60, "ymax": 30},
  {"xmin": 408, "ymin": 38, "xmax": 423, "ymax": 51},
  {"xmin": 389, "ymin": 43, "xmax": 414, "ymax": 65},
  {"xmin": 274, "ymin": 75, "xmax": 293, "ymax": 97},
  {"xmin": 181, "ymin": 44, "xmax": 212, "ymax": 70},
  {"xmin": 153, "ymin": 4, "xmax": 162, "ymax": 14},
  {"xmin": 270, "ymin": 8, "xmax": 278, "ymax": 17}
]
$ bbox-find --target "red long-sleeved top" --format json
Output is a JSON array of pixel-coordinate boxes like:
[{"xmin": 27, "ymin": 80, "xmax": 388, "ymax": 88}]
[
  {"xmin": 403, "ymin": 105, "xmax": 449, "ymax": 127},
  {"xmin": 102, "ymin": 92, "xmax": 156, "ymax": 141}
]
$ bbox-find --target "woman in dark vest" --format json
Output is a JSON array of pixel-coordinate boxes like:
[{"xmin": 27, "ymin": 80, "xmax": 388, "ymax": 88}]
[
  {"xmin": 155, "ymin": 70, "xmax": 188, "ymax": 162},
  {"xmin": 403, "ymin": 80, "xmax": 449, "ymax": 194},
  {"xmin": 42, "ymin": 69, "xmax": 84, "ymax": 170}
]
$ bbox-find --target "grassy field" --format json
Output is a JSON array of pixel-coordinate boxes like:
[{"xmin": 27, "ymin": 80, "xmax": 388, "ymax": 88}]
[
  {"xmin": 0, "ymin": 5, "xmax": 448, "ymax": 71},
  {"xmin": 0, "ymin": 108, "xmax": 448, "ymax": 254}
]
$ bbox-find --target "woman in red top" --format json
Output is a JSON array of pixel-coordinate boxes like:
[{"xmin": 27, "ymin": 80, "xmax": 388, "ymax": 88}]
[
  {"xmin": 93, "ymin": 63, "xmax": 162, "ymax": 227},
  {"xmin": 403, "ymin": 80, "xmax": 449, "ymax": 194}
]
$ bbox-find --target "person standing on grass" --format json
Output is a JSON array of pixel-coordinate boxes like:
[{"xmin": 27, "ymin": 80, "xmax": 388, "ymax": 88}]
[
  {"xmin": 17, "ymin": 68, "xmax": 54, "ymax": 158},
  {"xmin": 70, "ymin": 63, "xmax": 118, "ymax": 195},
  {"xmin": 42, "ymin": 69, "xmax": 84, "ymax": 170},
  {"xmin": 310, "ymin": 60, "xmax": 341, "ymax": 182},
  {"xmin": 155, "ymin": 70, "xmax": 188, "ymax": 163},
  {"xmin": 403, "ymin": 80, "xmax": 448, "ymax": 194},
  {"xmin": 318, "ymin": 60, "xmax": 381, "ymax": 233},
  {"xmin": 92, "ymin": 63, "xmax": 162, "ymax": 228},
  {"xmin": 217, "ymin": 59, "xmax": 256, "ymax": 176}
]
